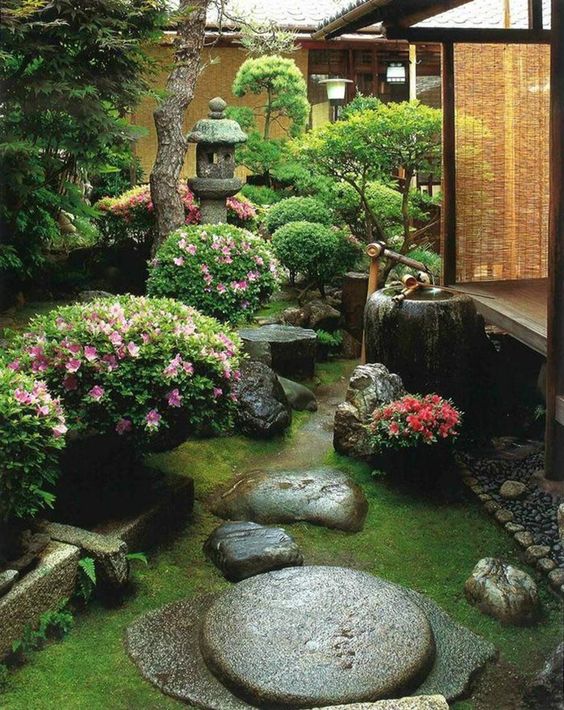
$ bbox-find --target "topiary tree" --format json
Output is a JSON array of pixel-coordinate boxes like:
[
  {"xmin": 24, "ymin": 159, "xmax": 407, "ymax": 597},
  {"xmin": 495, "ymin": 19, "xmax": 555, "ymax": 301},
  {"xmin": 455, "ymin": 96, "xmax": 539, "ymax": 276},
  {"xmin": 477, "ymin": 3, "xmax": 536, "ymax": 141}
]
[
  {"xmin": 228, "ymin": 55, "xmax": 309, "ymax": 185},
  {"xmin": 147, "ymin": 224, "xmax": 278, "ymax": 323},
  {"xmin": 272, "ymin": 221, "xmax": 361, "ymax": 296},
  {"xmin": 264, "ymin": 197, "xmax": 331, "ymax": 234},
  {"xmin": 292, "ymin": 101, "xmax": 441, "ymax": 280}
]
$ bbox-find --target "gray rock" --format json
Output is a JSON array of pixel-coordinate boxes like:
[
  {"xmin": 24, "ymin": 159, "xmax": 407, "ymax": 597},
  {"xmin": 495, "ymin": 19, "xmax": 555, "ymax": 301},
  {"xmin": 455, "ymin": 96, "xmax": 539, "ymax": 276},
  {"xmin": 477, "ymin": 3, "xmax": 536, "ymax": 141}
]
[
  {"xmin": 280, "ymin": 306, "xmax": 309, "ymax": 328},
  {"xmin": 234, "ymin": 361, "xmax": 292, "ymax": 438},
  {"xmin": 307, "ymin": 299, "xmax": 341, "ymax": 331},
  {"xmin": 494, "ymin": 508, "xmax": 514, "ymax": 524},
  {"xmin": 238, "ymin": 325, "xmax": 317, "ymax": 378},
  {"xmin": 537, "ymin": 557, "xmax": 556, "ymax": 573},
  {"xmin": 505, "ymin": 522, "xmax": 525, "ymax": 533},
  {"xmin": 522, "ymin": 642, "xmax": 564, "ymax": 710},
  {"xmin": 515, "ymin": 530, "xmax": 535, "ymax": 548},
  {"xmin": 524, "ymin": 544, "xmax": 551, "ymax": 564},
  {"xmin": 240, "ymin": 337, "xmax": 272, "ymax": 367},
  {"xmin": 558, "ymin": 503, "xmax": 564, "ymax": 543},
  {"xmin": 211, "ymin": 467, "xmax": 368, "ymax": 532},
  {"xmin": 203, "ymin": 521, "xmax": 303, "ymax": 582},
  {"xmin": 499, "ymin": 480, "xmax": 528, "ymax": 499},
  {"xmin": 309, "ymin": 699, "xmax": 449, "ymax": 710},
  {"xmin": 200, "ymin": 567, "xmax": 435, "ymax": 708},
  {"xmin": 464, "ymin": 558, "xmax": 539, "ymax": 625},
  {"xmin": 548, "ymin": 567, "xmax": 564, "ymax": 589},
  {"xmin": 0, "ymin": 570, "xmax": 18, "ymax": 597},
  {"xmin": 334, "ymin": 363, "xmax": 405, "ymax": 459},
  {"xmin": 41, "ymin": 521, "xmax": 129, "ymax": 590},
  {"xmin": 278, "ymin": 376, "xmax": 318, "ymax": 412},
  {"xmin": 78, "ymin": 289, "xmax": 113, "ymax": 302}
]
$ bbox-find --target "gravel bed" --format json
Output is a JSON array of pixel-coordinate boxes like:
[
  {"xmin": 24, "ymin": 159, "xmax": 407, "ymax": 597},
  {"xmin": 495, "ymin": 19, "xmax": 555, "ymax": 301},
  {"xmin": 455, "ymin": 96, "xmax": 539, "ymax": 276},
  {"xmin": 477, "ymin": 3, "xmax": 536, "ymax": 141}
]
[{"xmin": 459, "ymin": 440, "xmax": 563, "ymax": 568}]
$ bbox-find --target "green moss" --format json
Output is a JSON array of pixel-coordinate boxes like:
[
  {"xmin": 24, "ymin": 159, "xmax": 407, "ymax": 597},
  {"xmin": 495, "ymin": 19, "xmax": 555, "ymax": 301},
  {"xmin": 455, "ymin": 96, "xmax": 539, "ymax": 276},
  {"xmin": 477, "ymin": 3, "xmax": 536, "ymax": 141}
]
[{"xmin": 2, "ymin": 383, "xmax": 561, "ymax": 710}]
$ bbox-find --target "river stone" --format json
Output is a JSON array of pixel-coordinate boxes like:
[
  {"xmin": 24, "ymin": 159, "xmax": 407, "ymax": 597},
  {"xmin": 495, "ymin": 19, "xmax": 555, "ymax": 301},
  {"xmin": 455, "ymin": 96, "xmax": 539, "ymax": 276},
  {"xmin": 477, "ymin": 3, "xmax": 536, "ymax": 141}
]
[
  {"xmin": 499, "ymin": 480, "xmax": 527, "ymax": 500},
  {"xmin": 558, "ymin": 503, "xmax": 564, "ymax": 543},
  {"xmin": 200, "ymin": 567, "xmax": 436, "ymax": 708},
  {"xmin": 203, "ymin": 521, "xmax": 303, "ymax": 582},
  {"xmin": 0, "ymin": 570, "xmax": 18, "ymax": 597},
  {"xmin": 238, "ymin": 325, "xmax": 317, "ymax": 378},
  {"xmin": 210, "ymin": 467, "xmax": 368, "ymax": 532},
  {"xmin": 278, "ymin": 376, "xmax": 318, "ymax": 412},
  {"xmin": 309, "ymin": 696, "xmax": 449, "ymax": 710},
  {"xmin": 334, "ymin": 363, "xmax": 405, "ymax": 459},
  {"xmin": 234, "ymin": 361, "xmax": 292, "ymax": 438},
  {"xmin": 464, "ymin": 558, "xmax": 539, "ymax": 625}
]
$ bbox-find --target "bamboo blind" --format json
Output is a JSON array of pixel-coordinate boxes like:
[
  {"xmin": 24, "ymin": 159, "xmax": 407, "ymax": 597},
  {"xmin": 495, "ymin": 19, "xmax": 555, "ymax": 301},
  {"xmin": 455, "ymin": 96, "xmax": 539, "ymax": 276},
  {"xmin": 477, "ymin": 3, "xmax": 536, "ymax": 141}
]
[{"xmin": 453, "ymin": 44, "xmax": 550, "ymax": 282}]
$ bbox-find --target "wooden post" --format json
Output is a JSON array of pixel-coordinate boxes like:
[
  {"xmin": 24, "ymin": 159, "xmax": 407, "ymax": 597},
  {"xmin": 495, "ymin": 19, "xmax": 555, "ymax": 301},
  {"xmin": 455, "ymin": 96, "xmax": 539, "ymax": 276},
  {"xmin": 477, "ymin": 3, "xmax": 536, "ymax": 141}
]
[
  {"xmin": 441, "ymin": 42, "xmax": 457, "ymax": 286},
  {"xmin": 545, "ymin": 0, "xmax": 564, "ymax": 481},
  {"xmin": 360, "ymin": 243, "xmax": 382, "ymax": 364},
  {"xmin": 409, "ymin": 44, "xmax": 417, "ymax": 100}
]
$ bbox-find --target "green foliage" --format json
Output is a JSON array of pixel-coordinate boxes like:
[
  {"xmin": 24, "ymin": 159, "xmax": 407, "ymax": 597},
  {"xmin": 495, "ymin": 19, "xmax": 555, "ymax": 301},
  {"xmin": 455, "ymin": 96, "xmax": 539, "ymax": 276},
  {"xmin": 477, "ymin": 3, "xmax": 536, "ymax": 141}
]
[
  {"xmin": 339, "ymin": 94, "xmax": 382, "ymax": 120},
  {"xmin": 237, "ymin": 21, "xmax": 298, "ymax": 57},
  {"xmin": 0, "ymin": 664, "xmax": 8, "ymax": 693},
  {"xmin": 316, "ymin": 329, "xmax": 343, "ymax": 350},
  {"xmin": 126, "ymin": 552, "xmax": 148, "ymax": 566},
  {"xmin": 264, "ymin": 197, "xmax": 331, "ymax": 234},
  {"xmin": 240, "ymin": 184, "xmax": 286, "ymax": 205},
  {"xmin": 0, "ymin": 0, "xmax": 165, "ymax": 283},
  {"xmin": 47, "ymin": 216, "xmax": 100, "ymax": 253},
  {"xmin": 89, "ymin": 143, "xmax": 144, "ymax": 204},
  {"xmin": 38, "ymin": 606, "xmax": 74, "ymax": 640},
  {"xmin": 147, "ymin": 224, "xmax": 278, "ymax": 324},
  {"xmin": 390, "ymin": 246, "xmax": 442, "ymax": 281},
  {"xmin": 76, "ymin": 557, "xmax": 97, "ymax": 603},
  {"xmin": 8, "ymin": 296, "xmax": 242, "ymax": 449},
  {"xmin": 272, "ymin": 221, "xmax": 361, "ymax": 295},
  {"xmin": 0, "ymin": 367, "xmax": 66, "ymax": 523}
]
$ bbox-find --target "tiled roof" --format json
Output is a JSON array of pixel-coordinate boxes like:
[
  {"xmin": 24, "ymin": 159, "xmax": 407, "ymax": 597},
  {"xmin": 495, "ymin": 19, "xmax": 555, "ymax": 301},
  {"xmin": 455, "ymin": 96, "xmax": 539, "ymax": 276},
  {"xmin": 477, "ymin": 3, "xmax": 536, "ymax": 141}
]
[{"xmin": 415, "ymin": 0, "xmax": 551, "ymax": 29}]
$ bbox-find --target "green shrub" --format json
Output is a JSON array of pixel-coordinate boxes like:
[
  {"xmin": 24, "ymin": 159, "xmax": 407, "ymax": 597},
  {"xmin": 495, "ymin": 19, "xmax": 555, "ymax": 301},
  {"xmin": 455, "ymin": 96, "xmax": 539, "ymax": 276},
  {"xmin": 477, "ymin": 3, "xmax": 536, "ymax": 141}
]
[
  {"xmin": 0, "ymin": 368, "xmax": 66, "ymax": 523},
  {"xmin": 272, "ymin": 221, "xmax": 361, "ymax": 296},
  {"xmin": 147, "ymin": 225, "xmax": 278, "ymax": 324},
  {"xmin": 8, "ymin": 296, "xmax": 241, "ymax": 450},
  {"xmin": 339, "ymin": 94, "xmax": 382, "ymax": 120},
  {"xmin": 264, "ymin": 197, "xmax": 331, "ymax": 234},
  {"xmin": 240, "ymin": 184, "xmax": 286, "ymax": 205},
  {"xmin": 390, "ymin": 246, "xmax": 442, "ymax": 281}
]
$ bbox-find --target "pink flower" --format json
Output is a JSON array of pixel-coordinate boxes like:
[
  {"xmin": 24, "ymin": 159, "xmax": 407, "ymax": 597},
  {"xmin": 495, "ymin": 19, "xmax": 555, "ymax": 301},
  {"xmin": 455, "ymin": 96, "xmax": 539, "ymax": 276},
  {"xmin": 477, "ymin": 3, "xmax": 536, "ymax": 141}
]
[
  {"xmin": 145, "ymin": 409, "xmax": 162, "ymax": 431},
  {"xmin": 127, "ymin": 341, "xmax": 140, "ymax": 358},
  {"xmin": 14, "ymin": 388, "xmax": 32, "ymax": 405},
  {"xmin": 213, "ymin": 387, "xmax": 223, "ymax": 398},
  {"xmin": 31, "ymin": 357, "xmax": 48, "ymax": 373},
  {"xmin": 166, "ymin": 389, "xmax": 182, "ymax": 407},
  {"xmin": 28, "ymin": 346, "xmax": 44, "ymax": 359},
  {"xmin": 7, "ymin": 359, "xmax": 20, "ymax": 371},
  {"xmin": 63, "ymin": 374, "xmax": 78, "ymax": 391},
  {"xmin": 84, "ymin": 346, "xmax": 98, "ymax": 362},
  {"xmin": 102, "ymin": 354, "xmax": 118, "ymax": 371},
  {"xmin": 52, "ymin": 423, "xmax": 68, "ymax": 438},
  {"xmin": 109, "ymin": 331, "xmax": 123, "ymax": 346},
  {"xmin": 182, "ymin": 361, "xmax": 194, "ymax": 375},
  {"xmin": 115, "ymin": 418, "xmax": 132, "ymax": 435},
  {"xmin": 66, "ymin": 358, "xmax": 81, "ymax": 373},
  {"xmin": 388, "ymin": 421, "xmax": 400, "ymax": 436},
  {"xmin": 66, "ymin": 343, "xmax": 82, "ymax": 355},
  {"xmin": 217, "ymin": 283, "xmax": 226, "ymax": 294},
  {"xmin": 186, "ymin": 244, "xmax": 197, "ymax": 255},
  {"xmin": 173, "ymin": 256, "xmax": 185, "ymax": 266},
  {"xmin": 36, "ymin": 405, "xmax": 50, "ymax": 416},
  {"xmin": 88, "ymin": 385, "xmax": 104, "ymax": 401}
]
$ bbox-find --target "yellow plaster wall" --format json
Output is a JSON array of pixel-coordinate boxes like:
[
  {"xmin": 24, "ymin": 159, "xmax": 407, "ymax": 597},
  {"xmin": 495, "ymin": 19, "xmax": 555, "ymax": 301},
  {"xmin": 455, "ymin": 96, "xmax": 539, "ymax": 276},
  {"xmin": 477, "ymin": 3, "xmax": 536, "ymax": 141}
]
[{"xmin": 131, "ymin": 43, "xmax": 309, "ymax": 180}]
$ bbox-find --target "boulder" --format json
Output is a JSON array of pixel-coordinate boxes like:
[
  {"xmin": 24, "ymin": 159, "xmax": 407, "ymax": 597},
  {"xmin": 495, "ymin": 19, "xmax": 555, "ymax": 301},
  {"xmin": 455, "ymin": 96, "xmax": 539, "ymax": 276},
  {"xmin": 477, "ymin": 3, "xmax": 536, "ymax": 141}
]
[
  {"xmin": 311, "ymin": 696, "xmax": 449, "ymax": 709},
  {"xmin": 203, "ymin": 521, "xmax": 303, "ymax": 582},
  {"xmin": 211, "ymin": 467, "xmax": 368, "ymax": 532},
  {"xmin": 499, "ymin": 480, "xmax": 528, "ymax": 500},
  {"xmin": 280, "ymin": 306, "xmax": 309, "ymax": 328},
  {"xmin": 41, "ymin": 521, "xmax": 129, "ymax": 591},
  {"xmin": 238, "ymin": 325, "xmax": 317, "ymax": 378},
  {"xmin": 281, "ymin": 300, "xmax": 341, "ymax": 332},
  {"xmin": 0, "ymin": 570, "xmax": 18, "ymax": 597},
  {"xmin": 278, "ymin": 376, "xmax": 318, "ymax": 412},
  {"xmin": 334, "ymin": 363, "xmax": 405, "ymax": 459},
  {"xmin": 522, "ymin": 642, "xmax": 564, "ymax": 710},
  {"xmin": 234, "ymin": 361, "xmax": 292, "ymax": 438},
  {"xmin": 558, "ymin": 503, "xmax": 564, "ymax": 543},
  {"xmin": 464, "ymin": 558, "xmax": 539, "ymax": 625}
]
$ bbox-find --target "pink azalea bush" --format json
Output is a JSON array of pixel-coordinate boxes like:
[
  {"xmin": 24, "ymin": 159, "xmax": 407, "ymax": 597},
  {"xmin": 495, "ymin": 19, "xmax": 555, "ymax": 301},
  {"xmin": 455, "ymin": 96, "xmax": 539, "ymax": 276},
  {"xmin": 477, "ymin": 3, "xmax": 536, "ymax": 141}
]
[
  {"xmin": 7, "ymin": 296, "xmax": 242, "ymax": 451},
  {"xmin": 0, "ymin": 367, "xmax": 66, "ymax": 521},
  {"xmin": 370, "ymin": 394, "xmax": 462, "ymax": 450},
  {"xmin": 147, "ymin": 224, "xmax": 278, "ymax": 324},
  {"xmin": 96, "ymin": 182, "xmax": 256, "ymax": 246}
]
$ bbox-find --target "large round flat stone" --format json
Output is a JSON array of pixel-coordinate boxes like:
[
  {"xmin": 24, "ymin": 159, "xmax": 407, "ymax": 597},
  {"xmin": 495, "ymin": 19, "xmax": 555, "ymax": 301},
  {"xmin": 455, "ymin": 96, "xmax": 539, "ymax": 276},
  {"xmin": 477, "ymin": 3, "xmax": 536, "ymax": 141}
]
[
  {"xmin": 200, "ymin": 566, "xmax": 436, "ymax": 708},
  {"xmin": 239, "ymin": 325, "xmax": 317, "ymax": 377}
]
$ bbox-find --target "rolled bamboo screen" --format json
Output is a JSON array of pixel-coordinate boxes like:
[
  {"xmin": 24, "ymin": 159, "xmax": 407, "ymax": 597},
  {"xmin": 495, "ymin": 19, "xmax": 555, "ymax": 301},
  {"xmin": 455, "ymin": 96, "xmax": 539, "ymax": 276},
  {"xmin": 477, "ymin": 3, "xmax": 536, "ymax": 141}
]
[{"xmin": 453, "ymin": 44, "xmax": 550, "ymax": 283}]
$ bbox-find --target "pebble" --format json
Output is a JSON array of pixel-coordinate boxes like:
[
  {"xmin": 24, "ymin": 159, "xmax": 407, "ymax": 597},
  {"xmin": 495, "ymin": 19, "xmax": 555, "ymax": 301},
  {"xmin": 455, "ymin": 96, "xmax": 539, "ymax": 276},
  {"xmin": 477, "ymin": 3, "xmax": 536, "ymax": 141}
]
[
  {"xmin": 495, "ymin": 509, "xmax": 514, "ymax": 524},
  {"xmin": 499, "ymin": 480, "xmax": 528, "ymax": 500},
  {"xmin": 524, "ymin": 545, "xmax": 551, "ymax": 564},
  {"xmin": 548, "ymin": 568, "xmax": 564, "ymax": 589},
  {"xmin": 537, "ymin": 558, "xmax": 556, "ymax": 573},
  {"xmin": 505, "ymin": 522, "xmax": 525, "ymax": 534},
  {"xmin": 484, "ymin": 500, "xmax": 501, "ymax": 514},
  {"xmin": 515, "ymin": 531, "xmax": 535, "ymax": 548}
]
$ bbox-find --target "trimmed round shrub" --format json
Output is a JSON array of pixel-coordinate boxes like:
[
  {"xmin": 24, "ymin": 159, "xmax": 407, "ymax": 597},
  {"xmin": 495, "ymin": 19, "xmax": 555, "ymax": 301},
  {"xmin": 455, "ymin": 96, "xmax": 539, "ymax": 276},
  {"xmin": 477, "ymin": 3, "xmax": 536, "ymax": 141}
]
[
  {"xmin": 264, "ymin": 196, "xmax": 331, "ymax": 234},
  {"xmin": 240, "ymin": 184, "xmax": 286, "ymax": 206},
  {"xmin": 7, "ymin": 296, "xmax": 241, "ymax": 450},
  {"xmin": 147, "ymin": 224, "xmax": 278, "ymax": 324},
  {"xmin": 272, "ymin": 221, "xmax": 361, "ymax": 295},
  {"xmin": 0, "ymin": 367, "xmax": 66, "ymax": 522}
]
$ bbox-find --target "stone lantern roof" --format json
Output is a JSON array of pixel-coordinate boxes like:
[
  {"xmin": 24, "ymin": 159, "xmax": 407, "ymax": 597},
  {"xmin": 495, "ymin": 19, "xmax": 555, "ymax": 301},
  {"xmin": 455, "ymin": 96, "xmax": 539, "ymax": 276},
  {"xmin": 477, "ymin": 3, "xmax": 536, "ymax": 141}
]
[{"xmin": 188, "ymin": 97, "xmax": 247, "ymax": 146}]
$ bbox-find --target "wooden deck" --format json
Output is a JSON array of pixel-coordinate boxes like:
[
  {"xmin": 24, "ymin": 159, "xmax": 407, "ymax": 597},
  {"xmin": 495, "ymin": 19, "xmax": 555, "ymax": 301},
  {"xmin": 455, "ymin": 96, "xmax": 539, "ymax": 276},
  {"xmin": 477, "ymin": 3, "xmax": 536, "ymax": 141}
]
[{"xmin": 453, "ymin": 278, "xmax": 548, "ymax": 355}]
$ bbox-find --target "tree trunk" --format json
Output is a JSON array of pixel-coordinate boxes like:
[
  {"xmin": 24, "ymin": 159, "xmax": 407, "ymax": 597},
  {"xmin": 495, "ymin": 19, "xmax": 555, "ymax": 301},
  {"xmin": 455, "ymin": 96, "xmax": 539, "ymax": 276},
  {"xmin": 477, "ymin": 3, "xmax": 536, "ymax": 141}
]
[{"xmin": 149, "ymin": 0, "xmax": 209, "ymax": 255}]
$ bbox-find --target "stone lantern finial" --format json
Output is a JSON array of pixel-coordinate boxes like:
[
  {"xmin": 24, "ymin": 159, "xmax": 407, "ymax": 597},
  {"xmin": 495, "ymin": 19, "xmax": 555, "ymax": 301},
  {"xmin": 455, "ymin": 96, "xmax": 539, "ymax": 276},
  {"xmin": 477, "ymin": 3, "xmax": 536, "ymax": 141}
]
[{"xmin": 188, "ymin": 97, "xmax": 248, "ymax": 224}]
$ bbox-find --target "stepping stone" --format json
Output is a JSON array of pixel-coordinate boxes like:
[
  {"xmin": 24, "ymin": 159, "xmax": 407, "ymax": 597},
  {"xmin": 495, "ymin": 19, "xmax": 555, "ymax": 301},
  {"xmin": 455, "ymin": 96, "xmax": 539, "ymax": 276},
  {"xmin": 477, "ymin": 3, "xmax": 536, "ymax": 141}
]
[
  {"xmin": 200, "ymin": 567, "xmax": 435, "ymax": 708},
  {"xmin": 238, "ymin": 325, "xmax": 317, "ymax": 378},
  {"xmin": 211, "ymin": 467, "xmax": 368, "ymax": 532},
  {"xmin": 203, "ymin": 521, "xmax": 303, "ymax": 582},
  {"xmin": 125, "ymin": 566, "xmax": 495, "ymax": 709}
]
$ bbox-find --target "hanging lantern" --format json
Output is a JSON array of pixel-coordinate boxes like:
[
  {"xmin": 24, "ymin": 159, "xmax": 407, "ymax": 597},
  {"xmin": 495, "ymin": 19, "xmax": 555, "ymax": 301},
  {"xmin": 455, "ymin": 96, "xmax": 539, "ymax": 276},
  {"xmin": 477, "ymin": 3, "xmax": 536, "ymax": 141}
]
[
  {"xmin": 319, "ymin": 77, "xmax": 353, "ymax": 101},
  {"xmin": 386, "ymin": 62, "xmax": 407, "ymax": 84}
]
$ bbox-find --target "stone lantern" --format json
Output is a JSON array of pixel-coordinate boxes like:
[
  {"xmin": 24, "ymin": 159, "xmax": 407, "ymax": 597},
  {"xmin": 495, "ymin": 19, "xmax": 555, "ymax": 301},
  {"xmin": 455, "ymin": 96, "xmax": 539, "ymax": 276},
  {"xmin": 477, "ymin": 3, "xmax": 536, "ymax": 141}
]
[{"xmin": 188, "ymin": 97, "xmax": 247, "ymax": 224}]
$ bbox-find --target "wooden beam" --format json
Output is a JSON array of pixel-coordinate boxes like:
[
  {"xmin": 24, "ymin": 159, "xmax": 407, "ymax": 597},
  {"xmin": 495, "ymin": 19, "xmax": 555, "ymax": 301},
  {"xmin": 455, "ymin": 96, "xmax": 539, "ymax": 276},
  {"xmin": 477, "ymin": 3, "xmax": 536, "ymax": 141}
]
[
  {"xmin": 528, "ymin": 0, "xmax": 543, "ymax": 31},
  {"xmin": 386, "ymin": 27, "xmax": 551, "ymax": 43},
  {"xmin": 546, "ymin": 0, "xmax": 564, "ymax": 480},
  {"xmin": 441, "ymin": 43, "xmax": 457, "ymax": 286}
]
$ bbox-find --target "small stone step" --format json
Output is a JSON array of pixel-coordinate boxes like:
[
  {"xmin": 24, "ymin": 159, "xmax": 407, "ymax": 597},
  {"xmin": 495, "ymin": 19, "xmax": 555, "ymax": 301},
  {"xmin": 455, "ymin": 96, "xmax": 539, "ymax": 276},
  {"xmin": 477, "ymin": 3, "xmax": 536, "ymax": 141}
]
[{"xmin": 204, "ymin": 521, "xmax": 303, "ymax": 582}]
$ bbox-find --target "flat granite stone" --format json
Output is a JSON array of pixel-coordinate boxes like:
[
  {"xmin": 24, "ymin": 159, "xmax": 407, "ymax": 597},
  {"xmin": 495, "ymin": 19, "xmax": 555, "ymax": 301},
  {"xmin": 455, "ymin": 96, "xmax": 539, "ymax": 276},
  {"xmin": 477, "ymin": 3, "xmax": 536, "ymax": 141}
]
[
  {"xmin": 238, "ymin": 325, "xmax": 317, "ymax": 378},
  {"xmin": 203, "ymin": 521, "xmax": 303, "ymax": 582},
  {"xmin": 210, "ymin": 467, "xmax": 368, "ymax": 532},
  {"xmin": 125, "ymin": 567, "xmax": 495, "ymax": 709},
  {"xmin": 201, "ymin": 567, "xmax": 436, "ymax": 708},
  {"xmin": 308, "ymin": 696, "xmax": 449, "ymax": 710}
]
